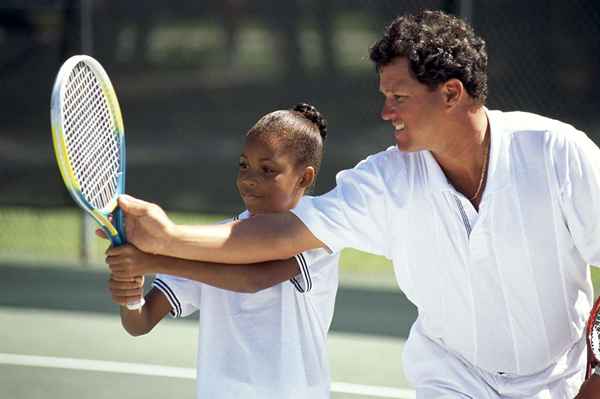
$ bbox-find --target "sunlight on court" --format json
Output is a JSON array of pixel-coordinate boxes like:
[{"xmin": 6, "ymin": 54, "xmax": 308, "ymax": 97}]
[{"xmin": 0, "ymin": 307, "xmax": 414, "ymax": 399}]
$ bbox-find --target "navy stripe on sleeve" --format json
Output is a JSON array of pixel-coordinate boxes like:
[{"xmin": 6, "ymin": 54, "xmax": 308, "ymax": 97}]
[
  {"xmin": 290, "ymin": 276, "xmax": 304, "ymax": 293},
  {"xmin": 153, "ymin": 278, "xmax": 182, "ymax": 317},
  {"xmin": 298, "ymin": 253, "xmax": 312, "ymax": 292},
  {"xmin": 290, "ymin": 253, "xmax": 312, "ymax": 293}
]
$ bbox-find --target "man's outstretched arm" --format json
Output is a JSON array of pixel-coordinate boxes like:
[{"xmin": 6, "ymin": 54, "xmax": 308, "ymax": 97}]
[{"xmin": 117, "ymin": 195, "xmax": 325, "ymax": 263}]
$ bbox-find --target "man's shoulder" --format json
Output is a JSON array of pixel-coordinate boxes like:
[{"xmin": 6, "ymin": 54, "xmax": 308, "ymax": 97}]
[
  {"xmin": 491, "ymin": 109, "xmax": 578, "ymax": 137},
  {"xmin": 491, "ymin": 109, "xmax": 586, "ymax": 155},
  {"xmin": 490, "ymin": 110, "xmax": 597, "ymax": 174}
]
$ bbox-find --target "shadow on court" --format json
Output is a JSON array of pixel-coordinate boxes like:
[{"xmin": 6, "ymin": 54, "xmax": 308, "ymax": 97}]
[{"xmin": 0, "ymin": 263, "xmax": 417, "ymax": 338}]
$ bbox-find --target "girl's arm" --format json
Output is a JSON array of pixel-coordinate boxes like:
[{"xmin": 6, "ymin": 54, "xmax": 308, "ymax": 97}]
[
  {"xmin": 107, "ymin": 244, "xmax": 300, "ymax": 293},
  {"xmin": 109, "ymin": 277, "xmax": 172, "ymax": 336}
]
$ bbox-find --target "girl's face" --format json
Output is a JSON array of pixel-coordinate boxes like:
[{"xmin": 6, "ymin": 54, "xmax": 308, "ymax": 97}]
[{"xmin": 236, "ymin": 133, "xmax": 309, "ymax": 215}]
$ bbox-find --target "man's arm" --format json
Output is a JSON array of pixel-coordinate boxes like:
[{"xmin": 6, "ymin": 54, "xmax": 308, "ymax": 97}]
[
  {"xmin": 106, "ymin": 244, "xmax": 303, "ymax": 293},
  {"xmin": 575, "ymin": 374, "xmax": 600, "ymax": 399},
  {"xmin": 117, "ymin": 195, "xmax": 324, "ymax": 263}
]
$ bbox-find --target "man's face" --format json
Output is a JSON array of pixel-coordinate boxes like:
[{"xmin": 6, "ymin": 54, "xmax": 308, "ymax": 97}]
[{"xmin": 378, "ymin": 58, "xmax": 448, "ymax": 153}]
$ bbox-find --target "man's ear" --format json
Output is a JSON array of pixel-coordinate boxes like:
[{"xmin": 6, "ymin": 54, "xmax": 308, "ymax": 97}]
[
  {"xmin": 298, "ymin": 166, "xmax": 316, "ymax": 189},
  {"xmin": 442, "ymin": 78, "xmax": 464, "ymax": 107}
]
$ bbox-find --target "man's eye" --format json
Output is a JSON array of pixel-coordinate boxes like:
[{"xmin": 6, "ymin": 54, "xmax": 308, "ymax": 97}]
[
  {"xmin": 394, "ymin": 95, "xmax": 407, "ymax": 103},
  {"xmin": 239, "ymin": 161, "xmax": 248, "ymax": 169},
  {"xmin": 263, "ymin": 167, "xmax": 274, "ymax": 174}
]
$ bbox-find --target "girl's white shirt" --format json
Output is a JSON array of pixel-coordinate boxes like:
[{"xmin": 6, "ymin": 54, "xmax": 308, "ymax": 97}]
[{"xmin": 154, "ymin": 210, "xmax": 340, "ymax": 399}]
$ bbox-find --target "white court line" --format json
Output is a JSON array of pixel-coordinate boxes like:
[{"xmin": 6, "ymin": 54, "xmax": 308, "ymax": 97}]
[{"xmin": 0, "ymin": 352, "xmax": 415, "ymax": 399}]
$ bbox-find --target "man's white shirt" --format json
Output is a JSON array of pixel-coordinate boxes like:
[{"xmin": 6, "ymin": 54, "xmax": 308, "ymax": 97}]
[
  {"xmin": 292, "ymin": 109, "xmax": 600, "ymax": 376},
  {"xmin": 154, "ymin": 210, "xmax": 339, "ymax": 399}
]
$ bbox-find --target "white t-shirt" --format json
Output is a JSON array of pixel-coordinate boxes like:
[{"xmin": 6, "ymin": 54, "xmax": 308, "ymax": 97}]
[
  {"xmin": 291, "ymin": 109, "xmax": 600, "ymax": 376},
  {"xmin": 153, "ymin": 210, "xmax": 339, "ymax": 399}
]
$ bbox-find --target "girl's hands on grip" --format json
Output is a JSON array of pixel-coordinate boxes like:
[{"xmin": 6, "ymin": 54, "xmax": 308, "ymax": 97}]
[
  {"xmin": 105, "ymin": 243, "xmax": 156, "ymax": 279},
  {"xmin": 108, "ymin": 274, "xmax": 144, "ymax": 307}
]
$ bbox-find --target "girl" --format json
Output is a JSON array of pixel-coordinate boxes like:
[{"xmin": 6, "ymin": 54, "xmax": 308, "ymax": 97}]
[{"xmin": 105, "ymin": 103, "xmax": 339, "ymax": 399}]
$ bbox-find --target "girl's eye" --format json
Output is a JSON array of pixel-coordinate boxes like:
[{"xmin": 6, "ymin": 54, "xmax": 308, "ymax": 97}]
[
  {"xmin": 262, "ymin": 167, "xmax": 275, "ymax": 174},
  {"xmin": 394, "ymin": 95, "xmax": 407, "ymax": 103},
  {"xmin": 239, "ymin": 161, "xmax": 248, "ymax": 169}
]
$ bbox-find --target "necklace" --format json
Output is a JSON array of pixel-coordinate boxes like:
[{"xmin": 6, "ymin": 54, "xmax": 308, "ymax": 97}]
[{"xmin": 469, "ymin": 131, "xmax": 490, "ymax": 202}]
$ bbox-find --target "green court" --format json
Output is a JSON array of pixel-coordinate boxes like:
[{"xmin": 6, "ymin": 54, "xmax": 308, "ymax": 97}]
[
  {"xmin": 0, "ymin": 261, "xmax": 416, "ymax": 399},
  {"xmin": 3, "ymin": 208, "xmax": 600, "ymax": 398},
  {"xmin": 0, "ymin": 204, "xmax": 418, "ymax": 399},
  {"xmin": 0, "ymin": 306, "xmax": 415, "ymax": 399}
]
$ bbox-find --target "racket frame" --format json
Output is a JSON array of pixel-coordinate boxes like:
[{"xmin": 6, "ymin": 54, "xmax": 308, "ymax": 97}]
[
  {"xmin": 50, "ymin": 55, "xmax": 127, "ymax": 247},
  {"xmin": 586, "ymin": 295, "xmax": 600, "ymax": 379},
  {"xmin": 51, "ymin": 55, "xmax": 143, "ymax": 310}
]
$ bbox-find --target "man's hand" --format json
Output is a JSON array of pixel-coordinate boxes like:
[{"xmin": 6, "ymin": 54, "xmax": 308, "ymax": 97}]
[
  {"xmin": 96, "ymin": 195, "xmax": 174, "ymax": 255},
  {"xmin": 575, "ymin": 374, "xmax": 600, "ymax": 398},
  {"xmin": 106, "ymin": 243, "xmax": 157, "ymax": 279},
  {"xmin": 108, "ymin": 274, "xmax": 144, "ymax": 307}
]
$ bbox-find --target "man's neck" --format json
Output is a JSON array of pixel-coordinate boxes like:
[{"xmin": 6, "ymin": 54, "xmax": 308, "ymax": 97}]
[{"xmin": 432, "ymin": 107, "xmax": 489, "ymax": 200}]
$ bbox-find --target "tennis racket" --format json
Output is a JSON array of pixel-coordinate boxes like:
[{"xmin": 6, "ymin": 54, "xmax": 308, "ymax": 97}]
[
  {"xmin": 50, "ymin": 55, "xmax": 144, "ymax": 310},
  {"xmin": 586, "ymin": 295, "xmax": 600, "ymax": 379}
]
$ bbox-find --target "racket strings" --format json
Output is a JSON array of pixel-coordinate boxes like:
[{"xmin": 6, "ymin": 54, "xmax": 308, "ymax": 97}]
[
  {"xmin": 62, "ymin": 62, "xmax": 121, "ymax": 209},
  {"xmin": 591, "ymin": 313, "xmax": 600, "ymax": 360}
]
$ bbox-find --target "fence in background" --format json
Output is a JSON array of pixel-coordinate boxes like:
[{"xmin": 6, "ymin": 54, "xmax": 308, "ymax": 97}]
[{"xmin": 1, "ymin": 0, "xmax": 599, "ymax": 263}]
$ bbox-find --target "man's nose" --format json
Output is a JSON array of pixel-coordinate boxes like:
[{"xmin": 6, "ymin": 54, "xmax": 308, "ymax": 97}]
[{"xmin": 381, "ymin": 100, "xmax": 394, "ymax": 121}]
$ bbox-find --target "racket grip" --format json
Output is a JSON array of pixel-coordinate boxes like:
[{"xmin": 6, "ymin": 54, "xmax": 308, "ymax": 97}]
[
  {"xmin": 113, "ymin": 207, "xmax": 127, "ymax": 244},
  {"xmin": 126, "ymin": 297, "xmax": 145, "ymax": 310}
]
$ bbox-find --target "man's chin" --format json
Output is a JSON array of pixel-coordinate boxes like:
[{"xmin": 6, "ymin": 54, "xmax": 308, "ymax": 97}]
[
  {"xmin": 395, "ymin": 142, "xmax": 419, "ymax": 153},
  {"xmin": 394, "ymin": 132, "xmax": 416, "ymax": 152}
]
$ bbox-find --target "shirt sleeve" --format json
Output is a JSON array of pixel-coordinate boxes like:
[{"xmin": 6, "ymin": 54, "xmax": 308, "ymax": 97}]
[
  {"xmin": 152, "ymin": 274, "xmax": 201, "ymax": 318},
  {"xmin": 556, "ymin": 129, "xmax": 600, "ymax": 265},
  {"xmin": 291, "ymin": 155, "xmax": 390, "ymax": 257},
  {"xmin": 289, "ymin": 249, "xmax": 340, "ymax": 294}
]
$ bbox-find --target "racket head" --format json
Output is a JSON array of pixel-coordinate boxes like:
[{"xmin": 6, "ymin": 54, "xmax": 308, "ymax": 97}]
[
  {"xmin": 586, "ymin": 296, "xmax": 600, "ymax": 379},
  {"xmin": 50, "ymin": 55, "xmax": 126, "ymax": 246}
]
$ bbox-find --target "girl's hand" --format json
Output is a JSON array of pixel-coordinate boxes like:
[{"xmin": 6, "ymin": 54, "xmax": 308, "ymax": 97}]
[
  {"xmin": 106, "ymin": 244, "xmax": 155, "ymax": 278},
  {"xmin": 108, "ymin": 274, "xmax": 144, "ymax": 306}
]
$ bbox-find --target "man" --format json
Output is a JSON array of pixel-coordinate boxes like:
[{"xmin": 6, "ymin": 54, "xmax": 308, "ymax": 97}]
[{"xmin": 110, "ymin": 10, "xmax": 600, "ymax": 398}]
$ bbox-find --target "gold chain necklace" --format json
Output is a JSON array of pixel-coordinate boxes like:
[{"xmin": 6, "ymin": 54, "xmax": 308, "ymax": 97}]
[{"xmin": 469, "ymin": 132, "xmax": 490, "ymax": 202}]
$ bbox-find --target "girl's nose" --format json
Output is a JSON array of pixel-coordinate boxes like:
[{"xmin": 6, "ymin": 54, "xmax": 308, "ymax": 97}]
[{"xmin": 239, "ymin": 173, "xmax": 257, "ymax": 187}]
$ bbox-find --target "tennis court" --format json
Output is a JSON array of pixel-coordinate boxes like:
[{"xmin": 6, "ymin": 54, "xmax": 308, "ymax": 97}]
[
  {"xmin": 0, "ymin": 206, "xmax": 418, "ymax": 398},
  {"xmin": 3, "ymin": 206, "xmax": 600, "ymax": 398},
  {"xmin": 0, "ymin": 259, "xmax": 417, "ymax": 399}
]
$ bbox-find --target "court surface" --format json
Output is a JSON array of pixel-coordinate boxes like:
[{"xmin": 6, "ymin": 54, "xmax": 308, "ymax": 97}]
[{"xmin": 0, "ymin": 264, "xmax": 417, "ymax": 399}]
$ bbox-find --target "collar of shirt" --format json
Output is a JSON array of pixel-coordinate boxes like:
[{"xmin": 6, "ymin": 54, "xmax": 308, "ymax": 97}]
[{"xmin": 421, "ymin": 108, "xmax": 512, "ymax": 199}]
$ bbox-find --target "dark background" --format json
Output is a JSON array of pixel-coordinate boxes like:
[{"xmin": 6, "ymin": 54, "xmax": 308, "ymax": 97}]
[{"xmin": 2, "ymin": 0, "xmax": 599, "ymax": 213}]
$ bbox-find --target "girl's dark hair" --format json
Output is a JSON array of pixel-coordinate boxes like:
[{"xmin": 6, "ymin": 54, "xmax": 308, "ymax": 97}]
[
  {"xmin": 248, "ymin": 102, "xmax": 327, "ymax": 185},
  {"xmin": 292, "ymin": 102, "xmax": 327, "ymax": 141},
  {"xmin": 369, "ymin": 10, "xmax": 488, "ymax": 103}
]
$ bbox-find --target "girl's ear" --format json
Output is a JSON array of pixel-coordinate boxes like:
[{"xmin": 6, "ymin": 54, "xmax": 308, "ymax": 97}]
[{"xmin": 298, "ymin": 166, "xmax": 316, "ymax": 190}]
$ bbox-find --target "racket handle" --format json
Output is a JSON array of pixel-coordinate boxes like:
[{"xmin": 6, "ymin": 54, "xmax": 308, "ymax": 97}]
[
  {"xmin": 126, "ymin": 297, "xmax": 145, "ymax": 310},
  {"xmin": 113, "ymin": 207, "xmax": 127, "ymax": 244}
]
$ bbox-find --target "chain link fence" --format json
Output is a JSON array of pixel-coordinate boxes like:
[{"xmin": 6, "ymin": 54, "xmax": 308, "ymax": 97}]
[{"xmin": 1, "ymin": 0, "xmax": 599, "ymax": 265}]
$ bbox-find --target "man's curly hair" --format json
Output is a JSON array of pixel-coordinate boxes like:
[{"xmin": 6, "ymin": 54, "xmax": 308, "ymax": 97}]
[{"xmin": 369, "ymin": 10, "xmax": 488, "ymax": 104}]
